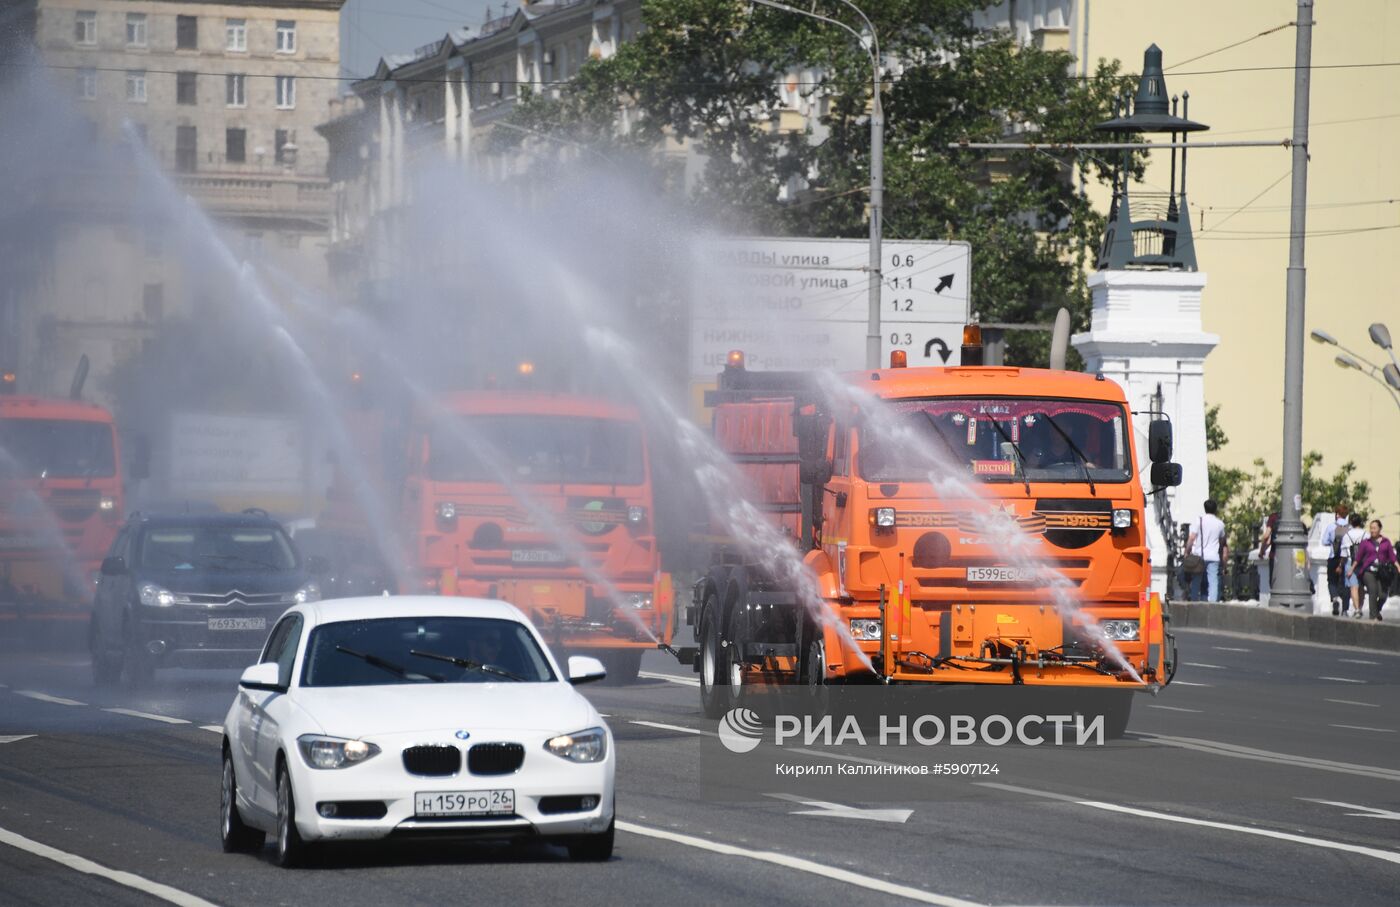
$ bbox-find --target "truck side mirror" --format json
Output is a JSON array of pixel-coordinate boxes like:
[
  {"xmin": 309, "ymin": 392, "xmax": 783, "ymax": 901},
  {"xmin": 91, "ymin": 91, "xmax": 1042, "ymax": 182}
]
[
  {"xmin": 793, "ymin": 412, "xmax": 833, "ymax": 485},
  {"xmin": 100, "ymin": 556, "xmax": 127, "ymax": 577},
  {"xmin": 128, "ymin": 434, "xmax": 151, "ymax": 481},
  {"xmin": 1150, "ymin": 462, "xmax": 1183, "ymax": 488},
  {"xmin": 1147, "ymin": 421, "xmax": 1173, "ymax": 464}
]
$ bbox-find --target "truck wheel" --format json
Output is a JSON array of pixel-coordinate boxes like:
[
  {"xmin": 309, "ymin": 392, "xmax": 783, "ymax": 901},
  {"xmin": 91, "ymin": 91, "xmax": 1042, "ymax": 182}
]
[
  {"xmin": 698, "ymin": 601, "xmax": 730, "ymax": 719},
  {"xmin": 603, "ymin": 650, "xmax": 642, "ymax": 685},
  {"xmin": 803, "ymin": 636, "xmax": 830, "ymax": 716}
]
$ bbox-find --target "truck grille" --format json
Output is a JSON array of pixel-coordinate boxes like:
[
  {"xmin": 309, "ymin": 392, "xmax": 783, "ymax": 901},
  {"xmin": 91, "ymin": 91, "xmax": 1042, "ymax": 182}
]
[
  {"xmin": 48, "ymin": 488, "xmax": 101, "ymax": 522},
  {"xmin": 467, "ymin": 742, "xmax": 524, "ymax": 775},
  {"xmin": 402, "ymin": 744, "xmax": 460, "ymax": 776}
]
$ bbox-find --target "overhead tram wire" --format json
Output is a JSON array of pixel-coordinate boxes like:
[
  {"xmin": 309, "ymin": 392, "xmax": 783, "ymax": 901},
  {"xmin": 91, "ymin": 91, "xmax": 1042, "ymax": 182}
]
[{"xmin": 1164, "ymin": 21, "xmax": 1295, "ymax": 71}]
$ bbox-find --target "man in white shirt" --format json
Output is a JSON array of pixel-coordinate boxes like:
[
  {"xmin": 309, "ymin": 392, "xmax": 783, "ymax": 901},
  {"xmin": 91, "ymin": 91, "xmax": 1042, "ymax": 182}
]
[
  {"xmin": 1322, "ymin": 503, "xmax": 1350, "ymax": 614},
  {"xmin": 1186, "ymin": 499, "xmax": 1228, "ymax": 602}
]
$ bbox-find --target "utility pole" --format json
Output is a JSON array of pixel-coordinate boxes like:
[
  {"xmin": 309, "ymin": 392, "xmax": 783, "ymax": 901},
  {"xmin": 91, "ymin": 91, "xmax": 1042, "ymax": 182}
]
[{"xmin": 1271, "ymin": 0, "xmax": 1314, "ymax": 609}]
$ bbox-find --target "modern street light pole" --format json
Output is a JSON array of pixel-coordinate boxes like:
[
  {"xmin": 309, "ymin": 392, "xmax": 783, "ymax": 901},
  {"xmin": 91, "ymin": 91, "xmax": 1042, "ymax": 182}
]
[
  {"xmin": 1313, "ymin": 326, "xmax": 1400, "ymax": 518},
  {"xmin": 1271, "ymin": 0, "xmax": 1315, "ymax": 609},
  {"xmin": 748, "ymin": 0, "xmax": 883, "ymax": 370}
]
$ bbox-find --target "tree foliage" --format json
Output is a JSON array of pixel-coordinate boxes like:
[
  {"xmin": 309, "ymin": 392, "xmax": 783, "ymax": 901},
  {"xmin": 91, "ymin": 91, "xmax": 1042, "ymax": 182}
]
[{"xmin": 500, "ymin": 0, "xmax": 1136, "ymax": 365}]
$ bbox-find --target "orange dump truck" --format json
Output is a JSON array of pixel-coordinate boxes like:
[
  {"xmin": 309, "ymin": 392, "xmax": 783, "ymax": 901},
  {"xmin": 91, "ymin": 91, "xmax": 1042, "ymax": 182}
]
[
  {"xmin": 688, "ymin": 340, "xmax": 1183, "ymax": 733},
  {"xmin": 0, "ymin": 390, "xmax": 123, "ymax": 621},
  {"xmin": 325, "ymin": 391, "xmax": 673, "ymax": 681}
]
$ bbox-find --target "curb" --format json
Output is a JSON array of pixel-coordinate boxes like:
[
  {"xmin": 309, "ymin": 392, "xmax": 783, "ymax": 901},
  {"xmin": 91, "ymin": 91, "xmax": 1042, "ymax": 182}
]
[{"xmin": 1169, "ymin": 601, "xmax": 1400, "ymax": 651}]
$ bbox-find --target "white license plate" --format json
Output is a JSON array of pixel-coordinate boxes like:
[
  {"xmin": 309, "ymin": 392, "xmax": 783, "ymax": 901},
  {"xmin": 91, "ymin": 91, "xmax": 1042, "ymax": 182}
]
[
  {"xmin": 965, "ymin": 566, "xmax": 1033, "ymax": 583},
  {"xmin": 511, "ymin": 549, "xmax": 565, "ymax": 563},
  {"xmin": 414, "ymin": 789, "xmax": 515, "ymax": 817},
  {"xmin": 207, "ymin": 617, "xmax": 266, "ymax": 631}
]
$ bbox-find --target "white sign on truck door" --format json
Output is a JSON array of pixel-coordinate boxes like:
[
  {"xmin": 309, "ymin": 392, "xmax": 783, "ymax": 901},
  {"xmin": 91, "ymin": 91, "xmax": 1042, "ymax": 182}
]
[{"xmin": 691, "ymin": 237, "xmax": 970, "ymax": 381}]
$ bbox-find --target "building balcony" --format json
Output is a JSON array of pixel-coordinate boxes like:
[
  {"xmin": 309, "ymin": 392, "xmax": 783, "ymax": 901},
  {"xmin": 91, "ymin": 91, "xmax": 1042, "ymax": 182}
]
[{"xmin": 173, "ymin": 172, "xmax": 332, "ymax": 225}]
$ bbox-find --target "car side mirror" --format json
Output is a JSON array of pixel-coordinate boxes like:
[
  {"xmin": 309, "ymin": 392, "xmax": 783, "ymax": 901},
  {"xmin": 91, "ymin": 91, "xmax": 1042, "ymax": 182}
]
[
  {"xmin": 305, "ymin": 555, "xmax": 330, "ymax": 576},
  {"xmin": 100, "ymin": 556, "xmax": 127, "ymax": 577},
  {"xmin": 566, "ymin": 655, "xmax": 607, "ymax": 686},
  {"xmin": 239, "ymin": 662, "xmax": 286, "ymax": 693},
  {"xmin": 1147, "ymin": 421, "xmax": 1173, "ymax": 464},
  {"xmin": 1150, "ymin": 462, "xmax": 1183, "ymax": 488}
]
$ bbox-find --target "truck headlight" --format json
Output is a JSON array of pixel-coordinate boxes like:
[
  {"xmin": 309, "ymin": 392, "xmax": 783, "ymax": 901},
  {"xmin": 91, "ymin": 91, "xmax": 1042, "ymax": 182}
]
[
  {"xmin": 545, "ymin": 727, "xmax": 608, "ymax": 763},
  {"xmin": 1112, "ymin": 509, "xmax": 1134, "ymax": 529},
  {"xmin": 138, "ymin": 583, "xmax": 177, "ymax": 607},
  {"xmin": 98, "ymin": 496, "xmax": 116, "ymax": 511},
  {"xmin": 1100, "ymin": 619, "xmax": 1139, "ymax": 641},
  {"xmin": 436, "ymin": 501, "xmax": 457, "ymax": 521},
  {"xmin": 294, "ymin": 582, "xmax": 321, "ymax": 604},
  {"xmin": 627, "ymin": 505, "xmax": 646, "ymax": 524},
  {"xmin": 871, "ymin": 507, "xmax": 896, "ymax": 529},
  {"xmin": 297, "ymin": 734, "xmax": 380, "ymax": 770},
  {"xmin": 849, "ymin": 618, "xmax": 882, "ymax": 640},
  {"xmin": 626, "ymin": 592, "xmax": 653, "ymax": 609}
]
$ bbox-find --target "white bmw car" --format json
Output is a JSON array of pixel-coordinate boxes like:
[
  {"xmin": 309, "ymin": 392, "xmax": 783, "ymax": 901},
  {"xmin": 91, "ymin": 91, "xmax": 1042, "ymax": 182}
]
[{"xmin": 219, "ymin": 596, "xmax": 616, "ymax": 867}]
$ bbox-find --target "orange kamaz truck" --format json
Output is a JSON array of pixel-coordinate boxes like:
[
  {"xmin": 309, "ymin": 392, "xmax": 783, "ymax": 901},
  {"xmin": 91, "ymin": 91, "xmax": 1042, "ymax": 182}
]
[
  {"xmin": 0, "ymin": 377, "xmax": 124, "ymax": 623},
  {"xmin": 325, "ymin": 390, "xmax": 673, "ymax": 682},
  {"xmin": 687, "ymin": 333, "xmax": 1182, "ymax": 734}
]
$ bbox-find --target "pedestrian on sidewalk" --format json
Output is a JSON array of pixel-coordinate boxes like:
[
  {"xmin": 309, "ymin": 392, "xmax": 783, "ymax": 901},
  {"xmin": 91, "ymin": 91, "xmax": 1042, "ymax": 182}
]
[
  {"xmin": 1257, "ymin": 509, "xmax": 1280, "ymax": 604},
  {"xmin": 1322, "ymin": 502, "xmax": 1350, "ymax": 614},
  {"xmin": 1350, "ymin": 520, "xmax": 1396, "ymax": 621},
  {"xmin": 1185, "ymin": 500, "xmax": 1228, "ymax": 603},
  {"xmin": 1339, "ymin": 513, "xmax": 1368, "ymax": 618}
]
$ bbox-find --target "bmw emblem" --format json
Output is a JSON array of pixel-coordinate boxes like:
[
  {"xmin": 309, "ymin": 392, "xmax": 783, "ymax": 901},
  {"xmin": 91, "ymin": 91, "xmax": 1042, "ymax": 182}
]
[{"xmin": 454, "ymin": 730, "xmax": 471, "ymax": 740}]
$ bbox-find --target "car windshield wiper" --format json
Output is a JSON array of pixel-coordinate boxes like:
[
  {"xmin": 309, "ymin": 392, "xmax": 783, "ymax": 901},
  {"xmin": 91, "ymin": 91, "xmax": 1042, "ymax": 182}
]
[
  {"xmin": 982, "ymin": 416, "xmax": 1032, "ymax": 496},
  {"xmin": 335, "ymin": 645, "xmax": 444, "ymax": 683},
  {"xmin": 1038, "ymin": 413, "xmax": 1097, "ymax": 495},
  {"xmin": 198, "ymin": 553, "xmax": 281, "ymax": 571},
  {"xmin": 409, "ymin": 649, "xmax": 526, "ymax": 682}
]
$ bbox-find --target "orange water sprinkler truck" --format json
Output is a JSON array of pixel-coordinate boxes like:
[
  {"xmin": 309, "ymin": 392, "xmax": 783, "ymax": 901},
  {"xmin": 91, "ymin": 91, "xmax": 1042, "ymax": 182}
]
[
  {"xmin": 324, "ymin": 389, "xmax": 674, "ymax": 682},
  {"xmin": 685, "ymin": 329, "xmax": 1182, "ymax": 733},
  {"xmin": 0, "ymin": 366, "xmax": 125, "ymax": 622}
]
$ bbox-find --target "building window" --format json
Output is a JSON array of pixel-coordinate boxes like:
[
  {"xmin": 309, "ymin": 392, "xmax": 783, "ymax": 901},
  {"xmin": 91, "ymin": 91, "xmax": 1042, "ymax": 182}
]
[
  {"xmin": 176, "ymin": 15, "xmax": 197, "ymax": 50},
  {"xmin": 74, "ymin": 10, "xmax": 96, "ymax": 45},
  {"xmin": 226, "ymin": 128, "xmax": 246, "ymax": 164},
  {"xmin": 225, "ymin": 73, "xmax": 245, "ymax": 107},
  {"xmin": 276, "ymin": 20, "xmax": 296, "ymax": 53},
  {"xmin": 175, "ymin": 125, "xmax": 197, "ymax": 172},
  {"xmin": 126, "ymin": 13, "xmax": 146, "ymax": 47},
  {"xmin": 125, "ymin": 70, "xmax": 146, "ymax": 103},
  {"xmin": 142, "ymin": 284, "xmax": 164, "ymax": 322},
  {"xmin": 77, "ymin": 68, "xmax": 96, "ymax": 100},
  {"xmin": 226, "ymin": 18, "xmax": 246, "ymax": 52},
  {"xmin": 275, "ymin": 75, "xmax": 295, "ymax": 109},
  {"xmin": 176, "ymin": 71, "xmax": 197, "ymax": 105}
]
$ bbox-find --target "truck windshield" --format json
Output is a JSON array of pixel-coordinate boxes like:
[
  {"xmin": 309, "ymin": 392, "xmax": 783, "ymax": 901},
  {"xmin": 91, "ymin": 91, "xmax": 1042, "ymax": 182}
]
[
  {"xmin": 859, "ymin": 398, "xmax": 1132, "ymax": 484},
  {"xmin": 0, "ymin": 418, "xmax": 115, "ymax": 478},
  {"xmin": 428, "ymin": 416, "xmax": 644, "ymax": 485}
]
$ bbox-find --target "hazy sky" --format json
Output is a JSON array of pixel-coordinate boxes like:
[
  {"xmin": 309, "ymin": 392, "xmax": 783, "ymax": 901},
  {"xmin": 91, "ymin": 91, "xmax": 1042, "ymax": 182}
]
[{"xmin": 340, "ymin": 0, "xmax": 503, "ymax": 81}]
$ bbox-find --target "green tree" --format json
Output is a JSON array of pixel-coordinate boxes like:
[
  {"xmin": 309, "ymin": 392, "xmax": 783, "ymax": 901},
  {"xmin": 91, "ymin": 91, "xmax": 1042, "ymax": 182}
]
[
  {"xmin": 500, "ymin": 0, "xmax": 1136, "ymax": 365},
  {"xmin": 1205, "ymin": 403, "xmax": 1248, "ymax": 515},
  {"xmin": 1219, "ymin": 452, "xmax": 1372, "ymax": 551}
]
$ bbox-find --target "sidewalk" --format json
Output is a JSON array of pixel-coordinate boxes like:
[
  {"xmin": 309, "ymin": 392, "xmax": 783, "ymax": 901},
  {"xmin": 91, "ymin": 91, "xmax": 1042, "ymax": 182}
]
[{"xmin": 1170, "ymin": 598, "xmax": 1400, "ymax": 651}]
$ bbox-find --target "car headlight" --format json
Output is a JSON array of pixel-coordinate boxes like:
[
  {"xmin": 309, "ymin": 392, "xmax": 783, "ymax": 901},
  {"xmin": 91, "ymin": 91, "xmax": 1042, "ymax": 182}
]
[
  {"xmin": 544, "ymin": 726, "xmax": 608, "ymax": 763},
  {"xmin": 1112, "ymin": 508, "xmax": 1134, "ymax": 529},
  {"xmin": 626, "ymin": 592, "xmax": 653, "ymax": 609},
  {"xmin": 297, "ymin": 734, "xmax": 380, "ymax": 770},
  {"xmin": 871, "ymin": 507, "xmax": 896, "ymax": 529},
  {"xmin": 1099, "ymin": 619, "xmax": 1140, "ymax": 641},
  {"xmin": 138, "ymin": 583, "xmax": 178, "ymax": 607},
  {"xmin": 627, "ymin": 505, "xmax": 646, "ymax": 524},
  {"xmin": 294, "ymin": 582, "xmax": 321, "ymax": 604},
  {"xmin": 849, "ymin": 618, "xmax": 882, "ymax": 640}
]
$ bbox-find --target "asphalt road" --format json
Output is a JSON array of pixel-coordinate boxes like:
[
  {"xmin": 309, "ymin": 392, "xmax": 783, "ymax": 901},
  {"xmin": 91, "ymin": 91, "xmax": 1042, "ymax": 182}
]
[{"xmin": 0, "ymin": 625, "xmax": 1397, "ymax": 906}]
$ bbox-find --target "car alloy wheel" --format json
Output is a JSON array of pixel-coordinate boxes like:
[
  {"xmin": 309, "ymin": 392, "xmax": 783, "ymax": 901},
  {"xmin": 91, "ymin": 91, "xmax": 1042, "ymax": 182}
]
[
  {"xmin": 220, "ymin": 752, "xmax": 263, "ymax": 853},
  {"xmin": 274, "ymin": 767, "xmax": 308, "ymax": 867}
]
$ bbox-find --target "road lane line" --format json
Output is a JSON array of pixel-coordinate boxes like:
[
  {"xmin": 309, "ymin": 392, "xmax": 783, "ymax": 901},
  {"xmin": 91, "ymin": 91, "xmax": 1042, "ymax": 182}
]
[
  {"xmin": 978, "ymin": 783, "xmax": 1400, "ymax": 867},
  {"xmin": 1319, "ymin": 676, "xmax": 1366, "ymax": 684},
  {"xmin": 1325, "ymin": 699, "xmax": 1379, "ymax": 708},
  {"xmin": 1329, "ymin": 724, "xmax": 1396, "ymax": 734},
  {"xmin": 102, "ymin": 708, "xmax": 189, "ymax": 725},
  {"xmin": 617, "ymin": 820, "xmax": 983, "ymax": 906},
  {"xmin": 1211, "ymin": 646, "xmax": 1251, "ymax": 653},
  {"xmin": 638, "ymin": 670, "xmax": 700, "ymax": 687},
  {"xmin": 1339, "ymin": 658, "xmax": 1380, "ymax": 665},
  {"xmin": 14, "ymin": 691, "xmax": 85, "ymax": 706},
  {"xmin": 631, "ymin": 719, "xmax": 708, "ymax": 736},
  {"xmin": 1183, "ymin": 662, "xmax": 1226, "ymax": 670},
  {"xmin": 1136, "ymin": 733, "xmax": 1400, "ymax": 782},
  {"xmin": 0, "ymin": 735, "xmax": 36, "ymax": 744},
  {"xmin": 200, "ymin": 725, "xmax": 223, "ymax": 734},
  {"xmin": 1299, "ymin": 799, "xmax": 1400, "ymax": 821},
  {"xmin": 0, "ymin": 826, "xmax": 219, "ymax": 907},
  {"xmin": 1170, "ymin": 681, "xmax": 1211, "ymax": 687},
  {"xmin": 1147, "ymin": 705, "xmax": 1202, "ymax": 713}
]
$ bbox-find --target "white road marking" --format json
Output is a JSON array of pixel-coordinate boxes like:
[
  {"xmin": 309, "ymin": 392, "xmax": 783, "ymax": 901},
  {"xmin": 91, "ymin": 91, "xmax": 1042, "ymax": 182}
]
[
  {"xmin": 1329, "ymin": 724, "xmax": 1396, "ymax": 734},
  {"xmin": 980, "ymin": 783, "xmax": 1400, "ymax": 867},
  {"xmin": 1184, "ymin": 662, "xmax": 1226, "ymax": 670},
  {"xmin": 1170, "ymin": 681, "xmax": 1212, "ymax": 687},
  {"xmin": 0, "ymin": 735, "xmax": 36, "ymax": 744},
  {"xmin": 1339, "ymin": 658, "xmax": 1380, "ymax": 665},
  {"xmin": 0, "ymin": 825, "xmax": 219, "ymax": 907},
  {"xmin": 1137, "ymin": 734, "xmax": 1400, "ymax": 783},
  {"xmin": 102, "ymin": 708, "xmax": 189, "ymax": 726},
  {"xmin": 1325, "ymin": 699, "xmax": 1379, "ymax": 708},
  {"xmin": 1147, "ymin": 705, "xmax": 1202, "ymax": 713},
  {"xmin": 14, "ymin": 691, "xmax": 84, "ymax": 706},
  {"xmin": 638, "ymin": 670, "xmax": 700, "ymax": 687},
  {"xmin": 1319, "ymin": 676, "xmax": 1366, "ymax": 684},
  {"xmin": 766, "ymin": 792, "xmax": 912, "ymax": 824},
  {"xmin": 630, "ymin": 719, "xmax": 708, "ymax": 736},
  {"xmin": 617, "ymin": 820, "xmax": 981, "ymax": 906},
  {"xmin": 1299, "ymin": 799, "xmax": 1400, "ymax": 821},
  {"xmin": 1211, "ymin": 646, "xmax": 1251, "ymax": 653},
  {"xmin": 199, "ymin": 725, "xmax": 223, "ymax": 735}
]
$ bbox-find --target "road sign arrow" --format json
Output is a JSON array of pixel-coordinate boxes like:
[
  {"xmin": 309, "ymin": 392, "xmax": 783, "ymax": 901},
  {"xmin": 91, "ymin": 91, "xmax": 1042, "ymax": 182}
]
[
  {"xmin": 1299, "ymin": 798, "xmax": 1400, "ymax": 820},
  {"xmin": 934, "ymin": 274, "xmax": 955, "ymax": 294},
  {"xmin": 767, "ymin": 793, "xmax": 913, "ymax": 823},
  {"xmin": 924, "ymin": 338, "xmax": 952, "ymax": 363}
]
